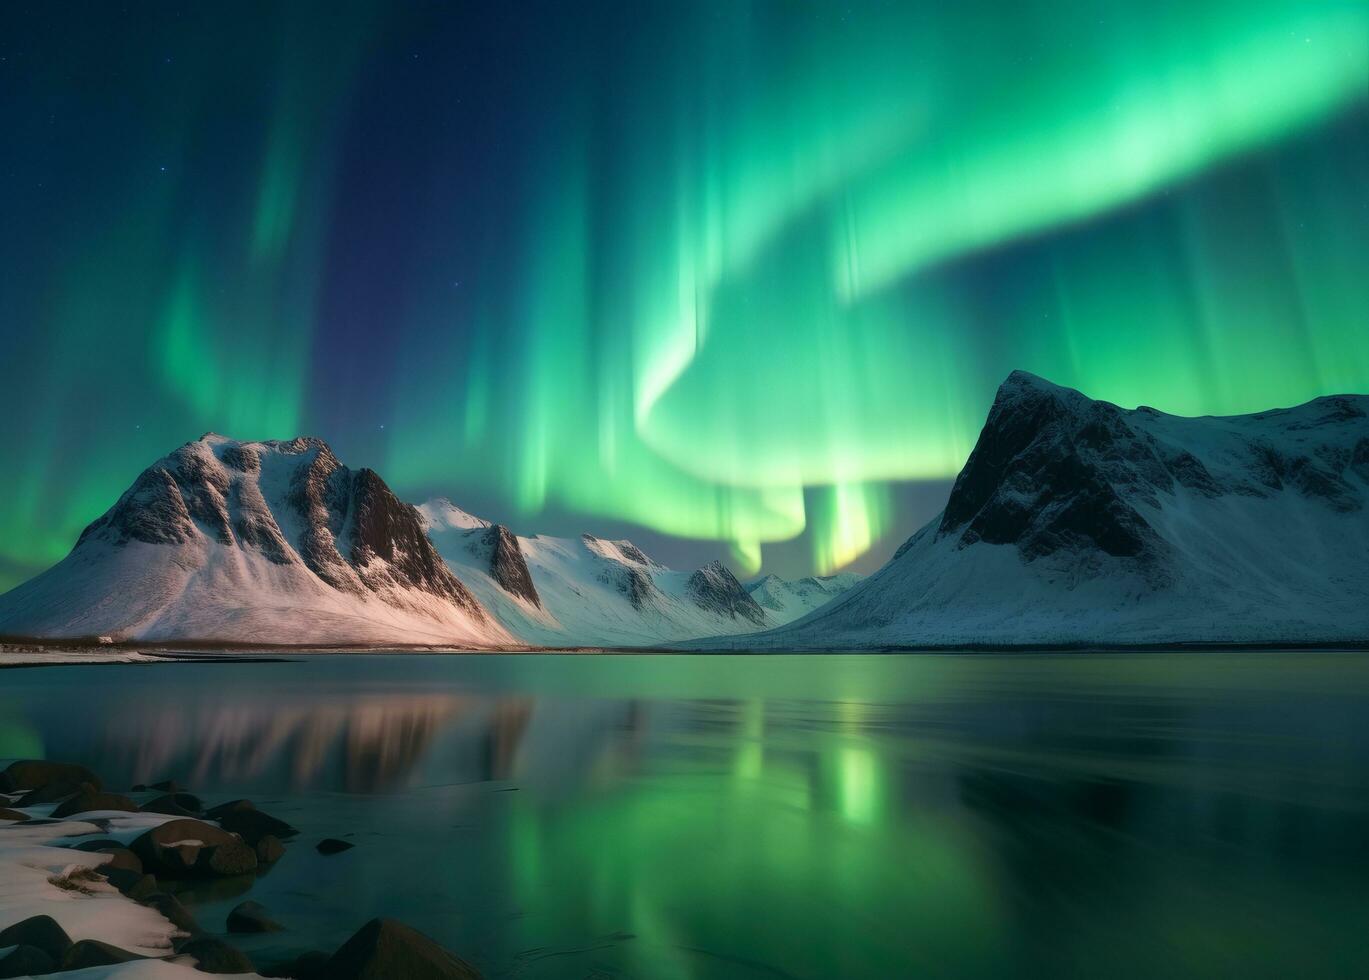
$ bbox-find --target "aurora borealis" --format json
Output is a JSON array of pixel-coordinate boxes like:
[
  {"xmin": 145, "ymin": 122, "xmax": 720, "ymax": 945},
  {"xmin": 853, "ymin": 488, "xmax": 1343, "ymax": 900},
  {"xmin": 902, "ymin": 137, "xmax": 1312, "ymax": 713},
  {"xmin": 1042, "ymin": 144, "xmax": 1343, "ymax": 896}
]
[{"xmin": 2, "ymin": 1, "xmax": 1367, "ymax": 590}]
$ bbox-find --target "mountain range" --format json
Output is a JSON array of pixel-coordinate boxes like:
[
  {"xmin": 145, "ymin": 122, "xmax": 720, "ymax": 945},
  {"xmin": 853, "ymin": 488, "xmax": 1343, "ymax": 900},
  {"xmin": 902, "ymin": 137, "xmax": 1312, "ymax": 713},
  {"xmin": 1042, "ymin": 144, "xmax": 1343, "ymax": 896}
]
[
  {"xmin": 1, "ymin": 371, "xmax": 1365, "ymax": 650},
  {"xmin": 0, "ymin": 436, "xmax": 856, "ymax": 647}
]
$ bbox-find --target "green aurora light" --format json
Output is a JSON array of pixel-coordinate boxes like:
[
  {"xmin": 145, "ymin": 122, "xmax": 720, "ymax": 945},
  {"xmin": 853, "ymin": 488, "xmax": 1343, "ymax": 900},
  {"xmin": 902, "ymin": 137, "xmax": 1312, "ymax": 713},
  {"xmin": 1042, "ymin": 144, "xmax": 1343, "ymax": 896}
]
[{"xmin": 1, "ymin": 0, "xmax": 1366, "ymax": 588}]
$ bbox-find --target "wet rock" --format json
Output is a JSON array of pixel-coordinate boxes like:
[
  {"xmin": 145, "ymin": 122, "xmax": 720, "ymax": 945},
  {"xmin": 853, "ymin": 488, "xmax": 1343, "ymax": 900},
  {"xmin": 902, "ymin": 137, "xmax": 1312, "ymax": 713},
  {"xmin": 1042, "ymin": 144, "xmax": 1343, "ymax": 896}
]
[
  {"xmin": 143, "ymin": 792, "xmax": 204, "ymax": 817},
  {"xmin": 261, "ymin": 950, "xmax": 330, "ymax": 980},
  {"xmin": 98, "ymin": 846, "xmax": 144, "ymax": 874},
  {"xmin": 197, "ymin": 838, "xmax": 259, "ymax": 877},
  {"xmin": 180, "ymin": 936, "xmax": 255, "ymax": 974},
  {"xmin": 101, "ymin": 867, "xmax": 159, "ymax": 901},
  {"xmin": 205, "ymin": 799, "xmax": 256, "ymax": 819},
  {"xmin": 0, "ymin": 807, "xmax": 29, "ymax": 822},
  {"xmin": 326, "ymin": 918, "xmax": 482, "ymax": 980},
  {"xmin": 316, "ymin": 837, "xmax": 354, "ymax": 855},
  {"xmin": 1, "ymin": 760, "xmax": 101, "ymax": 793},
  {"xmin": 16, "ymin": 778, "xmax": 91, "ymax": 806},
  {"xmin": 0, "ymin": 914, "xmax": 73, "ymax": 962},
  {"xmin": 256, "ymin": 834, "xmax": 287, "ymax": 863},
  {"xmin": 149, "ymin": 779, "xmax": 182, "ymax": 793},
  {"xmin": 51, "ymin": 788, "xmax": 140, "ymax": 818},
  {"xmin": 142, "ymin": 891, "xmax": 201, "ymax": 934},
  {"xmin": 0, "ymin": 944, "xmax": 56, "ymax": 978},
  {"xmin": 130, "ymin": 818, "xmax": 247, "ymax": 877},
  {"xmin": 62, "ymin": 939, "xmax": 145, "ymax": 970},
  {"xmin": 228, "ymin": 900, "xmax": 283, "ymax": 933},
  {"xmin": 217, "ymin": 805, "xmax": 298, "ymax": 845}
]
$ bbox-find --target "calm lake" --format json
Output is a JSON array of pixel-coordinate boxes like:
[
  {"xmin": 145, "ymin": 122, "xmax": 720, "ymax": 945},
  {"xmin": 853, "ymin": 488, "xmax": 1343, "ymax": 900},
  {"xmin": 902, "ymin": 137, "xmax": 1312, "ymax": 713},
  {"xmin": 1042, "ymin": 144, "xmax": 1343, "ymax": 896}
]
[{"xmin": 3, "ymin": 653, "xmax": 1368, "ymax": 979}]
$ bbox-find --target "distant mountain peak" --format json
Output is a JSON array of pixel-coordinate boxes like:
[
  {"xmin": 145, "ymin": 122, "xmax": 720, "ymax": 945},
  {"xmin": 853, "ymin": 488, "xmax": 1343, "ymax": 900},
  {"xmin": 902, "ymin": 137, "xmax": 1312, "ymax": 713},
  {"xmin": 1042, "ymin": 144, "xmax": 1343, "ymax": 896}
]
[
  {"xmin": 581, "ymin": 534, "xmax": 662, "ymax": 569},
  {"xmin": 687, "ymin": 560, "xmax": 767, "ymax": 625},
  {"xmin": 474, "ymin": 524, "xmax": 541, "ymax": 608}
]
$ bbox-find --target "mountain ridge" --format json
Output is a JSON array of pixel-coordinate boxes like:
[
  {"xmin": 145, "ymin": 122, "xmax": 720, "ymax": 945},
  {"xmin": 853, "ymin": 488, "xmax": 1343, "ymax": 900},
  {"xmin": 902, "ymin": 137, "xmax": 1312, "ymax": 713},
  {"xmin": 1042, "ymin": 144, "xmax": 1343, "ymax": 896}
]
[
  {"xmin": 699, "ymin": 372, "xmax": 1369, "ymax": 649},
  {"xmin": 0, "ymin": 435, "xmax": 861, "ymax": 648}
]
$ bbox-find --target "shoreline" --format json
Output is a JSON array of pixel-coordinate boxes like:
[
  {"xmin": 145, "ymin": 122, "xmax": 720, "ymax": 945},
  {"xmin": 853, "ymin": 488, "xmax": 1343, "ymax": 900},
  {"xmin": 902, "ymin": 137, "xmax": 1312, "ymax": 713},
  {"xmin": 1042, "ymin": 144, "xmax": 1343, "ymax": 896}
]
[
  {"xmin": 2, "ymin": 638, "xmax": 1368, "ymax": 669},
  {"xmin": 0, "ymin": 761, "xmax": 482, "ymax": 978}
]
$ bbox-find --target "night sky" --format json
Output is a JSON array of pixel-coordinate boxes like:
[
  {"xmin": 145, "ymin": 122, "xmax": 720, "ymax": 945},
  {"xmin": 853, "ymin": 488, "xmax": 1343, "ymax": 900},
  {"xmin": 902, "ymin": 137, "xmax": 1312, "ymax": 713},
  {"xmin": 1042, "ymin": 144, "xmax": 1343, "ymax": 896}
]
[{"xmin": 2, "ymin": 1, "xmax": 1367, "ymax": 591}]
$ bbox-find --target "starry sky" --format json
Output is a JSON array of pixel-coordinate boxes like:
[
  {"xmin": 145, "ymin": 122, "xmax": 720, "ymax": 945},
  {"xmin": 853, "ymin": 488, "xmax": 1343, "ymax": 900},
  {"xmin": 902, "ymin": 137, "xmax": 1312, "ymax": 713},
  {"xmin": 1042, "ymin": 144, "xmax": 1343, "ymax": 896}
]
[{"xmin": 1, "ymin": 0, "xmax": 1367, "ymax": 592}]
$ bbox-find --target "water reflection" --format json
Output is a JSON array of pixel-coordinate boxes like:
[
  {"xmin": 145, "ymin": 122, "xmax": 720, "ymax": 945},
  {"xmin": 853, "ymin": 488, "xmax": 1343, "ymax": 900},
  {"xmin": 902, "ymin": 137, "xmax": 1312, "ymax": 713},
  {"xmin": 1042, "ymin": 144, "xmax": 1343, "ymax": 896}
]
[
  {"xmin": 1, "ymin": 653, "xmax": 1367, "ymax": 979},
  {"xmin": 101, "ymin": 694, "xmax": 484, "ymax": 792}
]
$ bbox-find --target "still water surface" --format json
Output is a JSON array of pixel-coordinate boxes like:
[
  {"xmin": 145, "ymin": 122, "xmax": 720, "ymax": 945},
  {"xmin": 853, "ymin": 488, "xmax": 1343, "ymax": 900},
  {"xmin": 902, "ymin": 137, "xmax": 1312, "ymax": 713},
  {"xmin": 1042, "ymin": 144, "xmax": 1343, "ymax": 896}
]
[{"xmin": 2, "ymin": 653, "xmax": 1368, "ymax": 979}]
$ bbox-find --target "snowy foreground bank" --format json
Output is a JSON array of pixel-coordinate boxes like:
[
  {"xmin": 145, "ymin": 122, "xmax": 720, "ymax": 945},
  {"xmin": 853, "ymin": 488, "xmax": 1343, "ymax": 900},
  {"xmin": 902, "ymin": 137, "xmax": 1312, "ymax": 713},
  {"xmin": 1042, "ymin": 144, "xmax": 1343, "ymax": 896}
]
[
  {"xmin": 0, "ymin": 646, "xmax": 164, "ymax": 668},
  {"xmin": 0, "ymin": 760, "xmax": 480, "ymax": 978}
]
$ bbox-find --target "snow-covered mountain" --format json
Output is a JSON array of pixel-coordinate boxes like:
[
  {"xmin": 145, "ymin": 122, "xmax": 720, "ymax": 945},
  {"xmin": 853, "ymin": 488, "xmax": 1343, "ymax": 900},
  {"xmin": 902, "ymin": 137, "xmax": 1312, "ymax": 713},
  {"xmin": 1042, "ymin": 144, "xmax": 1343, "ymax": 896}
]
[
  {"xmin": 0, "ymin": 436, "xmax": 862, "ymax": 649},
  {"xmin": 720, "ymin": 372, "xmax": 1369, "ymax": 649},
  {"xmin": 0, "ymin": 435, "xmax": 511, "ymax": 647},
  {"xmin": 418, "ymin": 500, "xmax": 859, "ymax": 647},
  {"xmin": 745, "ymin": 572, "xmax": 863, "ymax": 621}
]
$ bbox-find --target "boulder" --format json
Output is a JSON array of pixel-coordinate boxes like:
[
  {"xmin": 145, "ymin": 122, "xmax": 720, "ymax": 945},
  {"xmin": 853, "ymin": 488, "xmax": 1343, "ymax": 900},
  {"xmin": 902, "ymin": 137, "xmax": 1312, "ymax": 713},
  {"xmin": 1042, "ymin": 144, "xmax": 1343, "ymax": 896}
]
[
  {"xmin": 0, "ymin": 807, "xmax": 29, "ymax": 822},
  {"xmin": 51, "ymin": 789, "xmax": 140, "ymax": 818},
  {"xmin": 0, "ymin": 944, "xmax": 56, "ymax": 979},
  {"xmin": 197, "ymin": 838, "xmax": 259, "ymax": 877},
  {"xmin": 325, "ymin": 918, "xmax": 482, "ymax": 980},
  {"xmin": 101, "ymin": 867, "xmax": 159, "ymax": 900},
  {"xmin": 1, "ymin": 760, "xmax": 101, "ymax": 793},
  {"xmin": 0, "ymin": 914, "xmax": 73, "ymax": 962},
  {"xmin": 216, "ymin": 806, "xmax": 297, "ymax": 845},
  {"xmin": 143, "ymin": 792, "xmax": 204, "ymax": 817},
  {"xmin": 316, "ymin": 838, "xmax": 354, "ymax": 855},
  {"xmin": 256, "ymin": 834, "xmax": 287, "ymax": 863},
  {"xmin": 142, "ymin": 891, "xmax": 201, "ymax": 934},
  {"xmin": 149, "ymin": 779, "xmax": 182, "ymax": 793},
  {"xmin": 130, "ymin": 818, "xmax": 247, "ymax": 877},
  {"xmin": 15, "ymin": 778, "xmax": 91, "ymax": 806},
  {"xmin": 62, "ymin": 939, "xmax": 144, "ymax": 970},
  {"xmin": 205, "ymin": 799, "xmax": 256, "ymax": 819},
  {"xmin": 179, "ymin": 936, "xmax": 255, "ymax": 974},
  {"xmin": 97, "ymin": 846, "xmax": 144, "ymax": 874},
  {"xmin": 228, "ymin": 900, "xmax": 283, "ymax": 933}
]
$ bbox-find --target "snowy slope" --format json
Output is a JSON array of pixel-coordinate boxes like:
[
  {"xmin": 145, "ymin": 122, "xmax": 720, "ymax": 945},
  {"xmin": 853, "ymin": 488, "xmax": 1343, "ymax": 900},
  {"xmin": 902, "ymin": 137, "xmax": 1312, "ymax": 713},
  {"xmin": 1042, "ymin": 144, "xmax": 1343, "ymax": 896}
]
[
  {"xmin": 0, "ymin": 436, "xmax": 511, "ymax": 647},
  {"xmin": 418, "ymin": 503, "xmax": 860, "ymax": 647},
  {"xmin": 720, "ymin": 372, "xmax": 1369, "ymax": 649}
]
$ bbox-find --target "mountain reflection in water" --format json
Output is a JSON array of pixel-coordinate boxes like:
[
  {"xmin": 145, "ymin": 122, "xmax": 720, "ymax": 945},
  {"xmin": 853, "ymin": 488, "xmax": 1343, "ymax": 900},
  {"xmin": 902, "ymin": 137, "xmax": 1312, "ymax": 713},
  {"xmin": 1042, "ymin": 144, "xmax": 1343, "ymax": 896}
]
[{"xmin": 1, "ymin": 653, "xmax": 1367, "ymax": 979}]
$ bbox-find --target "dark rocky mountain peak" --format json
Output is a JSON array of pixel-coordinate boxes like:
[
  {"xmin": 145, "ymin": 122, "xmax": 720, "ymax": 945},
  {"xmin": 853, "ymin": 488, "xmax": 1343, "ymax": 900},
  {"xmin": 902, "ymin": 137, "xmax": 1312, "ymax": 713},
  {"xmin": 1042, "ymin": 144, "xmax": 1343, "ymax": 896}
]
[
  {"xmin": 687, "ymin": 560, "xmax": 767, "ymax": 625},
  {"xmin": 69, "ymin": 434, "xmax": 489, "ymax": 623},
  {"xmin": 937, "ymin": 371, "xmax": 1170, "ymax": 560},
  {"xmin": 477, "ymin": 525, "xmax": 541, "ymax": 608},
  {"xmin": 937, "ymin": 371, "xmax": 1369, "ymax": 566}
]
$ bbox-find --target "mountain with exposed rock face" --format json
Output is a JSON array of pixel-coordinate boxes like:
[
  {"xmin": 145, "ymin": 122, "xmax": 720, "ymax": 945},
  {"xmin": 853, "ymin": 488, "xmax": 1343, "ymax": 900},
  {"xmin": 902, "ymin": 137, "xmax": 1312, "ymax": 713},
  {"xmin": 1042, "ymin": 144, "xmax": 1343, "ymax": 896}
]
[
  {"xmin": 686, "ymin": 561, "xmax": 767, "ymax": 626},
  {"xmin": 709, "ymin": 371, "xmax": 1369, "ymax": 649},
  {"xmin": 418, "ymin": 506, "xmax": 861, "ymax": 647},
  {"xmin": 0, "ymin": 435, "xmax": 509, "ymax": 647},
  {"xmin": 0, "ymin": 438, "xmax": 863, "ymax": 650}
]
